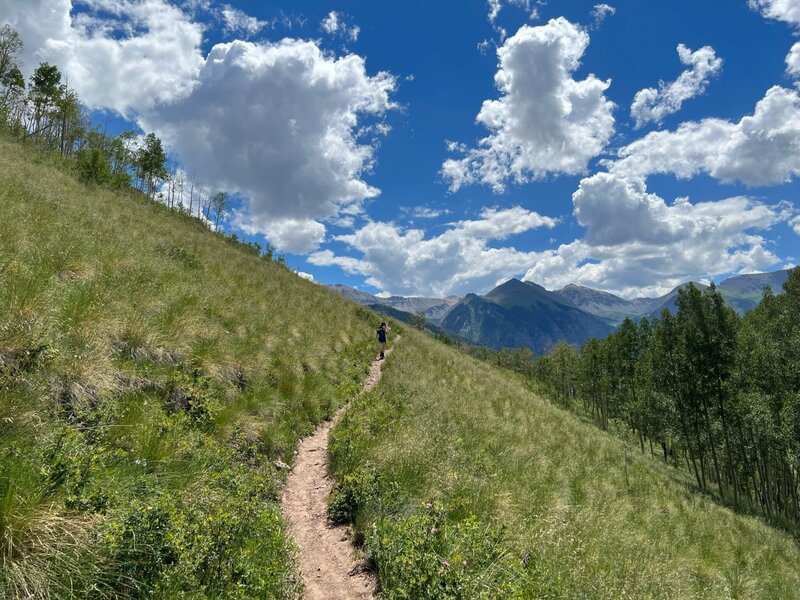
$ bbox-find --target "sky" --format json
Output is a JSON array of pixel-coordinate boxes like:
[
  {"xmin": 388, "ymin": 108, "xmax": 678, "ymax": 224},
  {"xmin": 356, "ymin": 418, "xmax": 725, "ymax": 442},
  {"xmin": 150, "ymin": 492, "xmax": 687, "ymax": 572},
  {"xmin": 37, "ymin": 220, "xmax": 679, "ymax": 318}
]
[{"xmin": 3, "ymin": 0, "xmax": 800, "ymax": 299}]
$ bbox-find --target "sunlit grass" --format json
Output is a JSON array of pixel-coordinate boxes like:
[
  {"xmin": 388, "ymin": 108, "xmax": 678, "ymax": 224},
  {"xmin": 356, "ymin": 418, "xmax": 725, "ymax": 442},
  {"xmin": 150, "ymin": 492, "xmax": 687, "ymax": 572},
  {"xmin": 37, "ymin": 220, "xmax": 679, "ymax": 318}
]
[
  {"xmin": 331, "ymin": 329, "xmax": 800, "ymax": 599},
  {"xmin": 0, "ymin": 134, "xmax": 378, "ymax": 597}
]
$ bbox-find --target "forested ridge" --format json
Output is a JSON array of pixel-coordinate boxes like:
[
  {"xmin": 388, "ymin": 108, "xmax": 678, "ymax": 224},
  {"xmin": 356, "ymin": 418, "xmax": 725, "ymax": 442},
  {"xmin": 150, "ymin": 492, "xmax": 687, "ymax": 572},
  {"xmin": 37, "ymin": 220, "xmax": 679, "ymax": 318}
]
[
  {"xmin": 0, "ymin": 25, "xmax": 273, "ymax": 253},
  {"xmin": 472, "ymin": 275, "xmax": 800, "ymax": 530}
]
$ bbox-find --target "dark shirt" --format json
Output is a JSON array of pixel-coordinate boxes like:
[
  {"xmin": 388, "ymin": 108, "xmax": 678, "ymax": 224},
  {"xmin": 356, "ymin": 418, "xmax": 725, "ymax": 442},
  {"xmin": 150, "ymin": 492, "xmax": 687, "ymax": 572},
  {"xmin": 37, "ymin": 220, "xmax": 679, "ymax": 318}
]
[{"xmin": 377, "ymin": 328, "xmax": 387, "ymax": 343}]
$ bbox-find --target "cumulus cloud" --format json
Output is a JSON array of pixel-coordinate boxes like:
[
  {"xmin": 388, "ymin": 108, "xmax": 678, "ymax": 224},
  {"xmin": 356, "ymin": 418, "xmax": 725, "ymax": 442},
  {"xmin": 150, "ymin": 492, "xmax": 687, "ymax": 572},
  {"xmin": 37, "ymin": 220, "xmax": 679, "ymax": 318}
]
[
  {"xmin": 1, "ymin": 0, "xmax": 204, "ymax": 115},
  {"xmin": 232, "ymin": 213, "xmax": 327, "ymax": 254},
  {"xmin": 749, "ymin": 0, "xmax": 800, "ymax": 26},
  {"xmin": 320, "ymin": 11, "xmax": 360, "ymax": 41},
  {"xmin": 221, "ymin": 5, "xmax": 268, "ymax": 37},
  {"xmin": 308, "ymin": 207, "xmax": 556, "ymax": 296},
  {"xmin": 309, "ymin": 186, "xmax": 788, "ymax": 298},
  {"xmin": 609, "ymin": 86, "xmax": 800, "ymax": 186},
  {"xmin": 442, "ymin": 18, "xmax": 615, "ymax": 193},
  {"xmin": 630, "ymin": 44, "xmax": 722, "ymax": 128},
  {"xmin": 143, "ymin": 39, "xmax": 396, "ymax": 252},
  {"xmin": 522, "ymin": 173, "xmax": 790, "ymax": 297},
  {"xmin": 786, "ymin": 41, "xmax": 800, "ymax": 76}
]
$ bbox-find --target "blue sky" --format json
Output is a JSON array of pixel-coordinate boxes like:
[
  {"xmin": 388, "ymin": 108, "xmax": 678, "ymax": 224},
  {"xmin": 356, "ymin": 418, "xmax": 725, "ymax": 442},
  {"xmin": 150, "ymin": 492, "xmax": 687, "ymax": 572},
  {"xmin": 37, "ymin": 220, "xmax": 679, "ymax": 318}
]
[{"xmin": 4, "ymin": 0, "xmax": 800, "ymax": 298}]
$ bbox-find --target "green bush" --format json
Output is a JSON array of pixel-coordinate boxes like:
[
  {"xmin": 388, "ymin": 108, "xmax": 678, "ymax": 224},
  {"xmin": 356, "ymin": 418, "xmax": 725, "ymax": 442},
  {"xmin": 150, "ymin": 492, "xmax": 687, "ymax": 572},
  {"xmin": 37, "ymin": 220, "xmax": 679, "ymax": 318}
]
[
  {"xmin": 365, "ymin": 503, "xmax": 526, "ymax": 600},
  {"xmin": 328, "ymin": 468, "xmax": 381, "ymax": 525},
  {"xmin": 100, "ymin": 469, "xmax": 301, "ymax": 599}
]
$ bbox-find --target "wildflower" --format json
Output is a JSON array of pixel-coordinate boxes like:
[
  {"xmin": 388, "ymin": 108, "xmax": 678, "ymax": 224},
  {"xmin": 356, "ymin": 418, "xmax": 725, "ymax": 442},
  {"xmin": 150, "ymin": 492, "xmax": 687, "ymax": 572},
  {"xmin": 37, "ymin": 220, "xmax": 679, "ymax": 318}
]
[
  {"xmin": 425, "ymin": 502, "xmax": 433, "ymax": 509},
  {"xmin": 463, "ymin": 560, "xmax": 467, "ymax": 566},
  {"xmin": 441, "ymin": 559, "xmax": 449, "ymax": 567},
  {"xmin": 431, "ymin": 527, "xmax": 439, "ymax": 534}
]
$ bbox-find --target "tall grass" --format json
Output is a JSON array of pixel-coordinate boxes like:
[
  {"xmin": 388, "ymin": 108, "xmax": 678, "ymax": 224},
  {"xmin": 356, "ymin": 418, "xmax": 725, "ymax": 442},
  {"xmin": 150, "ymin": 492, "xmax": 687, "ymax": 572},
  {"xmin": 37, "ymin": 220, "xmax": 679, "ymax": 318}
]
[
  {"xmin": 0, "ymin": 134, "xmax": 379, "ymax": 597},
  {"xmin": 330, "ymin": 329, "xmax": 800, "ymax": 599}
]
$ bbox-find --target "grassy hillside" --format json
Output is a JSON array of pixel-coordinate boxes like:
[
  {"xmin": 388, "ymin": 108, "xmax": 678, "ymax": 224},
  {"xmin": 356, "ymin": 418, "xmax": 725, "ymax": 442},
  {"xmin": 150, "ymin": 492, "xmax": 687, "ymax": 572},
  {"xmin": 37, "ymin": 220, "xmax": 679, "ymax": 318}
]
[
  {"xmin": 0, "ymin": 136, "xmax": 382, "ymax": 597},
  {"xmin": 330, "ymin": 328, "xmax": 800, "ymax": 599},
  {"xmin": 5, "ymin": 133, "xmax": 800, "ymax": 599}
]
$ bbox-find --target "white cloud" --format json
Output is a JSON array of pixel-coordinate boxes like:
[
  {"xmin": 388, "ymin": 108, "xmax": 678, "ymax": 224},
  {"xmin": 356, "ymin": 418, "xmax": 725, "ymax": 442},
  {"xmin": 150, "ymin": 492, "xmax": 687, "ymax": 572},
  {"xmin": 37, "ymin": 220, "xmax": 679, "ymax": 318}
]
[
  {"xmin": 792, "ymin": 214, "xmax": 800, "ymax": 234},
  {"xmin": 751, "ymin": 1, "xmax": 800, "ymax": 77},
  {"xmin": 630, "ymin": 44, "xmax": 722, "ymax": 128},
  {"xmin": 232, "ymin": 212, "xmax": 327, "ymax": 254},
  {"xmin": 458, "ymin": 206, "xmax": 557, "ymax": 238},
  {"xmin": 144, "ymin": 39, "xmax": 396, "ymax": 249},
  {"xmin": 610, "ymin": 86, "xmax": 800, "ymax": 186},
  {"xmin": 442, "ymin": 18, "xmax": 615, "ymax": 193},
  {"xmin": 749, "ymin": 0, "xmax": 800, "ymax": 26},
  {"xmin": 321, "ymin": 10, "xmax": 340, "ymax": 33},
  {"xmin": 411, "ymin": 207, "xmax": 451, "ymax": 219},
  {"xmin": 591, "ymin": 4, "xmax": 616, "ymax": 29},
  {"xmin": 320, "ymin": 11, "xmax": 360, "ymax": 41},
  {"xmin": 786, "ymin": 41, "xmax": 800, "ymax": 76},
  {"xmin": 310, "ymin": 192, "xmax": 787, "ymax": 298},
  {"xmin": 308, "ymin": 207, "xmax": 556, "ymax": 296},
  {"xmin": 487, "ymin": 0, "xmax": 503, "ymax": 23},
  {"xmin": 487, "ymin": 0, "xmax": 536, "ymax": 24},
  {"xmin": 221, "ymin": 5, "xmax": 268, "ymax": 37},
  {"xmin": 296, "ymin": 271, "xmax": 315, "ymax": 281},
  {"xmin": 523, "ymin": 173, "xmax": 790, "ymax": 297},
  {"xmin": 1, "ymin": 0, "xmax": 204, "ymax": 115}
]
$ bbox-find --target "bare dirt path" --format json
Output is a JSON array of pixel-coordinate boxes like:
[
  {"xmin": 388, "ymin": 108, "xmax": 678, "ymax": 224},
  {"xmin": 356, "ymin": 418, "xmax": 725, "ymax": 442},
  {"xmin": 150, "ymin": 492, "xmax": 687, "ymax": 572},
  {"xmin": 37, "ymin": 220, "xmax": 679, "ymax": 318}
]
[{"xmin": 282, "ymin": 341, "xmax": 395, "ymax": 599}]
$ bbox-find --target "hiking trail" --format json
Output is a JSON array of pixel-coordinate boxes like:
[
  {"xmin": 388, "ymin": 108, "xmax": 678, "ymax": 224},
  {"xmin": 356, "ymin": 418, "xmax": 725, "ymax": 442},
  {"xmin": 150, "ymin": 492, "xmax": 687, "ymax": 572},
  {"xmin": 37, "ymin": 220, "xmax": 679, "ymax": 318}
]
[{"xmin": 282, "ymin": 341, "xmax": 395, "ymax": 599}]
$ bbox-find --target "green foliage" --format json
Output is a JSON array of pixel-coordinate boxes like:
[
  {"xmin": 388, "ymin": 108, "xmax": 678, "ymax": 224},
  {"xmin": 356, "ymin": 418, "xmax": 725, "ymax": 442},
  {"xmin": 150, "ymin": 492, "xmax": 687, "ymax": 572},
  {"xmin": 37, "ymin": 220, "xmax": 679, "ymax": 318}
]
[
  {"xmin": 137, "ymin": 132, "xmax": 168, "ymax": 198},
  {"xmin": 410, "ymin": 311, "xmax": 427, "ymax": 330},
  {"xmin": 155, "ymin": 242, "xmax": 201, "ymax": 269},
  {"xmin": 0, "ymin": 134, "xmax": 380, "ymax": 597},
  {"xmin": 76, "ymin": 145, "xmax": 112, "ymax": 185},
  {"xmin": 527, "ymin": 279, "xmax": 800, "ymax": 529},
  {"xmin": 99, "ymin": 469, "xmax": 300, "ymax": 599},
  {"xmin": 366, "ymin": 505, "xmax": 526, "ymax": 599},
  {"xmin": 329, "ymin": 327, "xmax": 800, "ymax": 598}
]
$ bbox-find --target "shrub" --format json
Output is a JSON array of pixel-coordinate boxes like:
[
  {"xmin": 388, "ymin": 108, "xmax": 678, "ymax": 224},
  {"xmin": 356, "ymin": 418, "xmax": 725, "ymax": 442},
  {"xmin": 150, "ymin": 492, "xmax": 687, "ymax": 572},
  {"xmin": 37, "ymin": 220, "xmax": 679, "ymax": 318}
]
[
  {"xmin": 365, "ymin": 503, "xmax": 526, "ymax": 600},
  {"xmin": 100, "ymin": 469, "xmax": 301, "ymax": 599}
]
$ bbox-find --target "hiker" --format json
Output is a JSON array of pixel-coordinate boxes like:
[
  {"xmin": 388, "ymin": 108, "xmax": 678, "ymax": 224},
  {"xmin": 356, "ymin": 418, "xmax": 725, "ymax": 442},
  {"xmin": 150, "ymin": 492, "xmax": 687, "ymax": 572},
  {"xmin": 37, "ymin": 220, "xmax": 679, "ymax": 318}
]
[{"xmin": 377, "ymin": 322, "xmax": 389, "ymax": 359}]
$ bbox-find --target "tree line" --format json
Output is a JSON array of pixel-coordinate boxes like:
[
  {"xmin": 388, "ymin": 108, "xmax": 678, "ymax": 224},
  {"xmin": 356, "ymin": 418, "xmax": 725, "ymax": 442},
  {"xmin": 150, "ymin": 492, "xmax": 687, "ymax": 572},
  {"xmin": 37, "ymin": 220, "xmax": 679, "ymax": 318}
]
[
  {"xmin": 0, "ymin": 25, "xmax": 279, "ymax": 257},
  {"xmin": 462, "ymin": 271, "xmax": 800, "ymax": 530}
]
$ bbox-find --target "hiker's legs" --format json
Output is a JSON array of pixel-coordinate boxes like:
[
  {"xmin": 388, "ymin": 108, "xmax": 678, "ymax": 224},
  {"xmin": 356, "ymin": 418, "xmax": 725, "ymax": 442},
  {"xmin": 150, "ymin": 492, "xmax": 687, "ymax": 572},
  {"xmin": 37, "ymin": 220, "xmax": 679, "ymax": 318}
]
[{"xmin": 380, "ymin": 341, "xmax": 386, "ymax": 358}]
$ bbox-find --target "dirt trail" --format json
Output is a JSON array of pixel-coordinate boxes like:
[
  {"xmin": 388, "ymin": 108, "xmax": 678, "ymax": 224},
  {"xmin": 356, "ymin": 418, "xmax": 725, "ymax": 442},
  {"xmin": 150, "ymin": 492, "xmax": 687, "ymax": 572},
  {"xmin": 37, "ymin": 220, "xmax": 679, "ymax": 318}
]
[{"xmin": 282, "ymin": 342, "xmax": 394, "ymax": 599}]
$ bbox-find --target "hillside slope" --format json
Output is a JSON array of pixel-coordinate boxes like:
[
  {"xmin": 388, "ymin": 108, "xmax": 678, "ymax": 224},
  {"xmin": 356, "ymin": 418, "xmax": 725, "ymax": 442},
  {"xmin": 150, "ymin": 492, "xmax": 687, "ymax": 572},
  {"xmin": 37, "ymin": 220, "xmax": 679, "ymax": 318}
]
[
  {"xmin": 560, "ymin": 271, "xmax": 794, "ymax": 324},
  {"xmin": 330, "ymin": 329, "xmax": 800, "ymax": 598},
  {"xmin": 555, "ymin": 284, "xmax": 658, "ymax": 324},
  {"xmin": 441, "ymin": 279, "xmax": 614, "ymax": 353},
  {"xmin": 329, "ymin": 284, "xmax": 460, "ymax": 323},
  {"xmin": 0, "ymin": 137, "xmax": 381, "ymax": 598}
]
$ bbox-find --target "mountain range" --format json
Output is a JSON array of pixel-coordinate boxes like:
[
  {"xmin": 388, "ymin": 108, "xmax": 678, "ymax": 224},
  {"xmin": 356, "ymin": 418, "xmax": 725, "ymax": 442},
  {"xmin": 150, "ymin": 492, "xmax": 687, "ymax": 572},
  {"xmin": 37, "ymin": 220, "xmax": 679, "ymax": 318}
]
[{"xmin": 330, "ymin": 268, "xmax": 794, "ymax": 354}]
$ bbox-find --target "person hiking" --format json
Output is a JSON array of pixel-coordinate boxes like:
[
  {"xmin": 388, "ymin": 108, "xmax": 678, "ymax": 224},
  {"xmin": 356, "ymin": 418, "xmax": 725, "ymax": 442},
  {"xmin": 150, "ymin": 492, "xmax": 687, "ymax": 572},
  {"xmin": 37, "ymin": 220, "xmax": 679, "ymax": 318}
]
[{"xmin": 377, "ymin": 322, "xmax": 389, "ymax": 359}]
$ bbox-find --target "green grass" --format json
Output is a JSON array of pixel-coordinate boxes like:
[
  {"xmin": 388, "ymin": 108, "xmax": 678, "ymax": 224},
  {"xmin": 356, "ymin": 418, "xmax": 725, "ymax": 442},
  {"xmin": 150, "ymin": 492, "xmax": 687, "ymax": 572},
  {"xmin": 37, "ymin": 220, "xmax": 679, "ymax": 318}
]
[
  {"xmin": 0, "ymin": 135, "xmax": 381, "ymax": 597},
  {"xmin": 6, "ymin": 132, "xmax": 800, "ymax": 598},
  {"xmin": 330, "ymin": 329, "xmax": 800, "ymax": 599}
]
